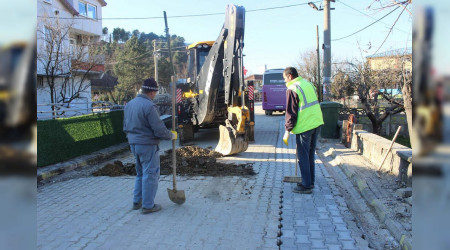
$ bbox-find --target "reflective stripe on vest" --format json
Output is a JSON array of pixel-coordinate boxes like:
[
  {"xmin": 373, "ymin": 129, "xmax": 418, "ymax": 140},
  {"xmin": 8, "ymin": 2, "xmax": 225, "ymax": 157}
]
[
  {"xmin": 286, "ymin": 77, "xmax": 324, "ymax": 134},
  {"xmin": 295, "ymin": 85, "xmax": 319, "ymax": 111}
]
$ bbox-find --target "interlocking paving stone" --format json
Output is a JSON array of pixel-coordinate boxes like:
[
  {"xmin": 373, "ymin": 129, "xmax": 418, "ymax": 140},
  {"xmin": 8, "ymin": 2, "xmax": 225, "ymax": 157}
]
[{"xmin": 37, "ymin": 105, "xmax": 359, "ymax": 250}]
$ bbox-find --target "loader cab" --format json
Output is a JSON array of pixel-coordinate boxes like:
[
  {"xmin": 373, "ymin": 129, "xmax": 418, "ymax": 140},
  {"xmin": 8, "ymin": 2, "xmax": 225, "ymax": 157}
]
[{"xmin": 186, "ymin": 41, "xmax": 214, "ymax": 85}]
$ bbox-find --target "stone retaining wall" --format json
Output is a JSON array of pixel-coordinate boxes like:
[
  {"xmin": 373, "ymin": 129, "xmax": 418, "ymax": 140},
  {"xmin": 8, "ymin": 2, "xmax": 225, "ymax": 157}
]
[{"xmin": 344, "ymin": 123, "xmax": 412, "ymax": 187}]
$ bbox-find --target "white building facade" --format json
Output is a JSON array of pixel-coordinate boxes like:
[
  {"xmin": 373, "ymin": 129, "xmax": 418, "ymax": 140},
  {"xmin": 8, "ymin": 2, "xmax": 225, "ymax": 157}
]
[{"xmin": 37, "ymin": 0, "xmax": 107, "ymax": 119}]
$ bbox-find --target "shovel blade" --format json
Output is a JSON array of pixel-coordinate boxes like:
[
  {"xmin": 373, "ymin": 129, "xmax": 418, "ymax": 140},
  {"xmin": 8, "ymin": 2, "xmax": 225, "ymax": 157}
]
[{"xmin": 167, "ymin": 188, "xmax": 186, "ymax": 205}]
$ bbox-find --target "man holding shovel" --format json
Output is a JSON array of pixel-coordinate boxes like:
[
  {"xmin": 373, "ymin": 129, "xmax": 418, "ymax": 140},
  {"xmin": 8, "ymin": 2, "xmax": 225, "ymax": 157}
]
[
  {"xmin": 283, "ymin": 67, "xmax": 323, "ymax": 194},
  {"xmin": 123, "ymin": 78, "xmax": 177, "ymax": 214}
]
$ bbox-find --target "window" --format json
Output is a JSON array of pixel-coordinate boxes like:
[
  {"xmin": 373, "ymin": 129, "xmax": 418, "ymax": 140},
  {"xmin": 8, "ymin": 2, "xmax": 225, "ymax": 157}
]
[
  {"xmin": 44, "ymin": 26, "xmax": 52, "ymax": 42},
  {"xmin": 69, "ymin": 39, "xmax": 75, "ymax": 56},
  {"xmin": 37, "ymin": 76, "xmax": 44, "ymax": 88},
  {"xmin": 263, "ymin": 73, "xmax": 285, "ymax": 85},
  {"xmin": 79, "ymin": 1, "xmax": 97, "ymax": 19},
  {"xmin": 78, "ymin": 2, "xmax": 87, "ymax": 16},
  {"xmin": 87, "ymin": 5, "xmax": 97, "ymax": 19}
]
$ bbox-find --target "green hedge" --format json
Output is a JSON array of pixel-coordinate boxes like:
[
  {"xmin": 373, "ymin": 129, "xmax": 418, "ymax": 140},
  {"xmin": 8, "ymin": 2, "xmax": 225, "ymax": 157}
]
[{"xmin": 38, "ymin": 111, "xmax": 127, "ymax": 167}]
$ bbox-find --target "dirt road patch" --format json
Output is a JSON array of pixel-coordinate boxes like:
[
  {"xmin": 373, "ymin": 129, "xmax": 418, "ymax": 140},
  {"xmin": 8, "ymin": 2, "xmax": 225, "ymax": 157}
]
[{"xmin": 92, "ymin": 146, "xmax": 255, "ymax": 177}]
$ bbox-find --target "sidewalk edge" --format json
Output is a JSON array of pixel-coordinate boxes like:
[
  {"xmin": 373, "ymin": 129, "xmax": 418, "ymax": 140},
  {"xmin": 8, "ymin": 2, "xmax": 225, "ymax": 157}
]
[
  {"xmin": 37, "ymin": 143, "xmax": 130, "ymax": 183},
  {"xmin": 320, "ymin": 145, "xmax": 412, "ymax": 250}
]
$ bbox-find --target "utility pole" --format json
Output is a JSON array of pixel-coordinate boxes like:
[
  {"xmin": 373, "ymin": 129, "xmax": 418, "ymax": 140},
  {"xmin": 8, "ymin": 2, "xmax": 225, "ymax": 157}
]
[
  {"xmin": 153, "ymin": 40, "xmax": 159, "ymax": 84},
  {"xmin": 316, "ymin": 25, "xmax": 321, "ymax": 102},
  {"xmin": 323, "ymin": 0, "xmax": 332, "ymax": 101}
]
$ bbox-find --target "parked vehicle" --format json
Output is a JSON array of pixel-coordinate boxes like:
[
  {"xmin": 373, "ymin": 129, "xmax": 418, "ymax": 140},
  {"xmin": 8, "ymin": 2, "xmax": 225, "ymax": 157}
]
[{"xmin": 262, "ymin": 69, "xmax": 286, "ymax": 115}]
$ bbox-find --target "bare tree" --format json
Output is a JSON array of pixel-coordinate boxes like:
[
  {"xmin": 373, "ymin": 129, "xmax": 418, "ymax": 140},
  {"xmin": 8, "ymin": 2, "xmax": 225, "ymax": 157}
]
[
  {"xmin": 366, "ymin": 0, "xmax": 413, "ymax": 140},
  {"xmin": 296, "ymin": 49, "xmax": 321, "ymax": 90},
  {"xmin": 330, "ymin": 64, "xmax": 355, "ymax": 107},
  {"xmin": 334, "ymin": 54, "xmax": 410, "ymax": 135},
  {"xmin": 37, "ymin": 17, "xmax": 102, "ymax": 118}
]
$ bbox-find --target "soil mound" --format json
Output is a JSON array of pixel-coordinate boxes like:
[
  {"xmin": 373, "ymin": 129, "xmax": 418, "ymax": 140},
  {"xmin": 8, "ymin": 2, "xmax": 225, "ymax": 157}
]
[{"xmin": 92, "ymin": 146, "xmax": 255, "ymax": 177}]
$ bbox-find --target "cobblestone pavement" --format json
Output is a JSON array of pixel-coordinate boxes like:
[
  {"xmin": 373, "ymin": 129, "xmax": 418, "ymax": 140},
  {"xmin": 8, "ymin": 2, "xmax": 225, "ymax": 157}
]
[
  {"xmin": 37, "ymin": 104, "xmax": 364, "ymax": 249},
  {"xmin": 275, "ymin": 122, "xmax": 364, "ymax": 250}
]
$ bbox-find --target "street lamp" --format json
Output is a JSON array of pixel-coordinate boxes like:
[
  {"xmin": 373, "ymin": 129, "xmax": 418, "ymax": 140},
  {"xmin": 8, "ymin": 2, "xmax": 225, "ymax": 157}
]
[
  {"xmin": 308, "ymin": 2, "xmax": 335, "ymax": 11},
  {"xmin": 308, "ymin": 2, "xmax": 321, "ymax": 11}
]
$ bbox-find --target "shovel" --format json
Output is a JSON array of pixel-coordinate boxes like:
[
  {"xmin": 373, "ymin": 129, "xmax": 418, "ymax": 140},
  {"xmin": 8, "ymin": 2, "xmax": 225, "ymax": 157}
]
[
  {"xmin": 165, "ymin": 15, "xmax": 185, "ymax": 204},
  {"xmin": 376, "ymin": 126, "xmax": 402, "ymax": 178},
  {"xmin": 166, "ymin": 75, "xmax": 185, "ymax": 204},
  {"xmin": 283, "ymin": 150, "xmax": 302, "ymax": 183},
  {"xmin": 166, "ymin": 74, "xmax": 185, "ymax": 204},
  {"xmin": 167, "ymin": 155, "xmax": 185, "ymax": 204}
]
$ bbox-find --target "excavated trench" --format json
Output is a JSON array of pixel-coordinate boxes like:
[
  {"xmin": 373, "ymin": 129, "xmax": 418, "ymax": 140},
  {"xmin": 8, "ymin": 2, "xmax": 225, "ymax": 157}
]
[{"xmin": 92, "ymin": 146, "xmax": 255, "ymax": 177}]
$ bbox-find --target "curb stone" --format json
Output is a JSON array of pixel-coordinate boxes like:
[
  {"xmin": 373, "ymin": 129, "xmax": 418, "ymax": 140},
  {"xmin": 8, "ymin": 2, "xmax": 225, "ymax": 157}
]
[
  {"xmin": 37, "ymin": 142, "xmax": 130, "ymax": 183},
  {"xmin": 319, "ymin": 145, "xmax": 413, "ymax": 250}
]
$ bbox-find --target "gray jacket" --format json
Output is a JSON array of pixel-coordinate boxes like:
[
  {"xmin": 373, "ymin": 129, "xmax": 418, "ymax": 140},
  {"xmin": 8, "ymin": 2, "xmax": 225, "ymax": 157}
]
[{"xmin": 123, "ymin": 93, "xmax": 172, "ymax": 145}]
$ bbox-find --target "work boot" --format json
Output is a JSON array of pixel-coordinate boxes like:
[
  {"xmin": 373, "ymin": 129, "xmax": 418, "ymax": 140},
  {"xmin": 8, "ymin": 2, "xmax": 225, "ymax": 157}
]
[
  {"xmin": 142, "ymin": 204, "xmax": 162, "ymax": 214},
  {"xmin": 132, "ymin": 202, "xmax": 142, "ymax": 210},
  {"xmin": 293, "ymin": 184, "xmax": 312, "ymax": 194}
]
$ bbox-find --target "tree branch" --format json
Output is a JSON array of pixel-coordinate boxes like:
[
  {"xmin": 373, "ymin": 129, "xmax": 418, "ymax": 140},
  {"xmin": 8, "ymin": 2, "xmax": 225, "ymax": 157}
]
[
  {"xmin": 379, "ymin": 91, "xmax": 404, "ymax": 107},
  {"xmin": 391, "ymin": 0, "xmax": 412, "ymax": 16},
  {"xmin": 373, "ymin": 3, "xmax": 408, "ymax": 54}
]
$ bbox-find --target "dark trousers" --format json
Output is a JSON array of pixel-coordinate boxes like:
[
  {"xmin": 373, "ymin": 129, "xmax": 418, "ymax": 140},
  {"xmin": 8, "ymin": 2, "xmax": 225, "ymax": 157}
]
[{"xmin": 295, "ymin": 126, "xmax": 321, "ymax": 188}]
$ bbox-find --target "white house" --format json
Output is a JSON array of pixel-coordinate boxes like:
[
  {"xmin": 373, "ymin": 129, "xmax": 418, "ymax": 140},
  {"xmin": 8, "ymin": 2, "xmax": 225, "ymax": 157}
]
[{"xmin": 37, "ymin": 0, "xmax": 107, "ymax": 119}]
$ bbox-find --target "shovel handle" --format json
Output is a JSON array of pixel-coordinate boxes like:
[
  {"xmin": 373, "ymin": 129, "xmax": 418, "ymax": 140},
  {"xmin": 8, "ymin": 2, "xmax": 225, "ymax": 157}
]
[
  {"xmin": 172, "ymin": 139, "xmax": 177, "ymax": 190},
  {"xmin": 171, "ymin": 75, "xmax": 177, "ymax": 191},
  {"xmin": 377, "ymin": 126, "xmax": 402, "ymax": 173}
]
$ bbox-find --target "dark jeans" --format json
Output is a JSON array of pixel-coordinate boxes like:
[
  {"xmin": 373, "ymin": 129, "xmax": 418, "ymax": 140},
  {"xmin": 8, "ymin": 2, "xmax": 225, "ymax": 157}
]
[{"xmin": 295, "ymin": 126, "xmax": 321, "ymax": 188}]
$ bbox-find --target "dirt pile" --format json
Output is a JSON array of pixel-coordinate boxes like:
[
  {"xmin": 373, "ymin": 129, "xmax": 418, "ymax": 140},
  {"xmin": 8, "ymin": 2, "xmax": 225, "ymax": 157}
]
[
  {"xmin": 93, "ymin": 146, "xmax": 255, "ymax": 177},
  {"xmin": 92, "ymin": 160, "xmax": 136, "ymax": 177}
]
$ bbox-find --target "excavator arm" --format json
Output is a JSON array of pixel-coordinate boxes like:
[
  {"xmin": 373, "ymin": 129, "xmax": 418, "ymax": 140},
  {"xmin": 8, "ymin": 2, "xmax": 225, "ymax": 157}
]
[
  {"xmin": 179, "ymin": 4, "xmax": 250, "ymax": 155},
  {"xmin": 193, "ymin": 4, "xmax": 246, "ymax": 124}
]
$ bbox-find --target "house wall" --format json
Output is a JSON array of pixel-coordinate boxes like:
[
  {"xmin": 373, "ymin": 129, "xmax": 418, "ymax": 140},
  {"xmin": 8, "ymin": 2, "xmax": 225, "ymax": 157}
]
[
  {"xmin": 37, "ymin": 0, "xmax": 103, "ymax": 36},
  {"xmin": 368, "ymin": 56, "xmax": 412, "ymax": 71},
  {"xmin": 37, "ymin": 0, "xmax": 105, "ymax": 119},
  {"xmin": 37, "ymin": 76, "xmax": 92, "ymax": 119},
  {"xmin": 37, "ymin": 0, "xmax": 104, "ymax": 75}
]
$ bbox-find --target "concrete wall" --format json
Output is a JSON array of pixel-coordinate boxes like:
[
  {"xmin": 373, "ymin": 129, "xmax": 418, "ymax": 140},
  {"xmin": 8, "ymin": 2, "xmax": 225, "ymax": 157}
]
[
  {"xmin": 359, "ymin": 114, "xmax": 409, "ymax": 138},
  {"xmin": 347, "ymin": 126, "xmax": 412, "ymax": 187}
]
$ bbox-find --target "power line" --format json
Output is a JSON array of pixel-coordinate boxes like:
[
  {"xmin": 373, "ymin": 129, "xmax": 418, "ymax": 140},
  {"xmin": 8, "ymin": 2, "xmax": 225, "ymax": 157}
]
[
  {"xmin": 37, "ymin": 1, "xmax": 321, "ymax": 20},
  {"xmin": 106, "ymin": 49, "xmax": 187, "ymax": 65},
  {"xmin": 372, "ymin": 3, "xmax": 408, "ymax": 54},
  {"xmin": 246, "ymin": 2, "xmax": 321, "ymax": 13},
  {"xmin": 336, "ymin": 0, "xmax": 409, "ymax": 34},
  {"xmin": 332, "ymin": 6, "xmax": 400, "ymax": 41}
]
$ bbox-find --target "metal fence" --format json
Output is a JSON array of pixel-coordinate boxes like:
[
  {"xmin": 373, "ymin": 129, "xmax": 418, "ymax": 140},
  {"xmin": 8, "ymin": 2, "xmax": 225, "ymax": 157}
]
[
  {"xmin": 338, "ymin": 107, "xmax": 406, "ymax": 121},
  {"xmin": 37, "ymin": 101, "xmax": 125, "ymax": 120},
  {"xmin": 37, "ymin": 97, "xmax": 173, "ymax": 120},
  {"xmin": 339, "ymin": 107, "xmax": 408, "ymax": 137}
]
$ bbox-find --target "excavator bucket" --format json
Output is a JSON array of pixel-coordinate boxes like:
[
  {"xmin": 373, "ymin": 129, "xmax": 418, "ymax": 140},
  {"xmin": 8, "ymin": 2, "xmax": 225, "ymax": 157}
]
[{"xmin": 215, "ymin": 124, "xmax": 248, "ymax": 156}]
